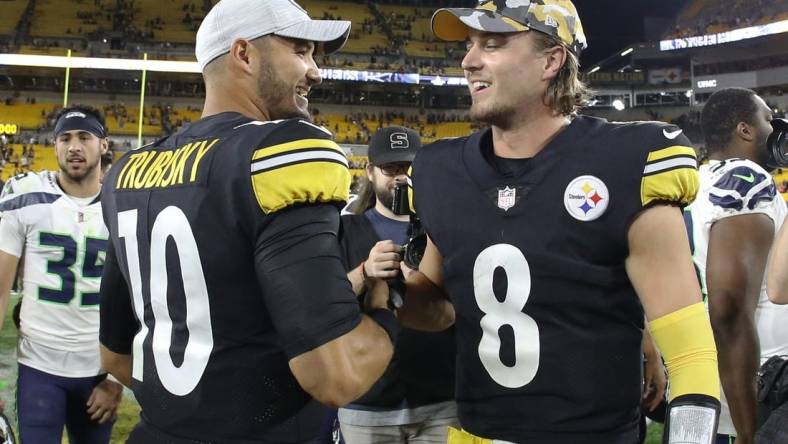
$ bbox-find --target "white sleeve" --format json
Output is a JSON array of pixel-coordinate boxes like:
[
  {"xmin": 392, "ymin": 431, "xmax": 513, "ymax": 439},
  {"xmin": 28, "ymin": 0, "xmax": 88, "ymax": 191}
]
[{"xmin": 0, "ymin": 210, "xmax": 26, "ymax": 257}]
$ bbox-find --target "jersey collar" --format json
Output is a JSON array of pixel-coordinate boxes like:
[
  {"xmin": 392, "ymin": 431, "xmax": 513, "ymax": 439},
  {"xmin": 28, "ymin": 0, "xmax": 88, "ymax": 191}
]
[{"xmin": 462, "ymin": 116, "xmax": 590, "ymax": 191}]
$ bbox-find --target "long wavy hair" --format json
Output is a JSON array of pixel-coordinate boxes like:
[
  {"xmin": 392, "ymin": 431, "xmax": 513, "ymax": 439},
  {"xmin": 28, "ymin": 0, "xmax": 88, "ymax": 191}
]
[
  {"xmin": 532, "ymin": 32, "xmax": 593, "ymax": 116},
  {"xmin": 349, "ymin": 167, "xmax": 376, "ymax": 214}
]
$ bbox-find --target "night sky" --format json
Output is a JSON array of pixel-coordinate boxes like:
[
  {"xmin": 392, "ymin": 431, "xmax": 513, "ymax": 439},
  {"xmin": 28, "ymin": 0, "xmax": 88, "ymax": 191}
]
[
  {"xmin": 555, "ymin": 0, "xmax": 689, "ymax": 67},
  {"xmin": 414, "ymin": 0, "xmax": 691, "ymax": 67}
]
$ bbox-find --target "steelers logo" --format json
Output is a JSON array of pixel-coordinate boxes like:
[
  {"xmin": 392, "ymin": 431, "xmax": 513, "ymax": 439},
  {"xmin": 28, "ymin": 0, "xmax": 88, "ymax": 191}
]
[{"xmin": 564, "ymin": 175, "xmax": 609, "ymax": 221}]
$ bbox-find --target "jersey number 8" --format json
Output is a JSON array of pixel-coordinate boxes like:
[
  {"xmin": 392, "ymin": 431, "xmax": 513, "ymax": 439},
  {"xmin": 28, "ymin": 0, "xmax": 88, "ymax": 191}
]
[
  {"xmin": 118, "ymin": 207, "xmax": 213, "ymax": 397},
  {"xmin": 474, "ymin": 244, "xmax": 540, "ymax": 388}
]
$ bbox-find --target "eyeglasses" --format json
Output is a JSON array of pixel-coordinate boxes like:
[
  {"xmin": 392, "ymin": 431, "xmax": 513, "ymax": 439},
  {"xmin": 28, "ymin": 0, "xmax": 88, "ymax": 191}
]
[{"xmin": 377, "ymin": 163, "xmax": 409, "ymax": 177}]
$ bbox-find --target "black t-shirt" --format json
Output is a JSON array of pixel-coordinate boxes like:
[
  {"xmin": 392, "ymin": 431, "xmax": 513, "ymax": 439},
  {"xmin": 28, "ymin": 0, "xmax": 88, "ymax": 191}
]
[
  {"xmin": 339, "ymin": 212, "xmax": 456, "ymax": 409},
  {"xmin": 99, "ymin": 113, "xmax": 361, "ymax": 443},
  {"xmin": 412, "ymin": 115, "xmax": 698, "ymax": 443}
]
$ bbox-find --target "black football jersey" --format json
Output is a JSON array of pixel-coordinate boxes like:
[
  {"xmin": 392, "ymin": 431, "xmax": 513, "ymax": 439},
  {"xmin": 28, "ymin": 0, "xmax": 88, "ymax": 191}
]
[
  {"xmin": 411, "ymin": 115, "xmax": 698, "ymax": 443},
  {"xmin": 99, "ymin": 112, "xmax": 361, "ymax": 443}
]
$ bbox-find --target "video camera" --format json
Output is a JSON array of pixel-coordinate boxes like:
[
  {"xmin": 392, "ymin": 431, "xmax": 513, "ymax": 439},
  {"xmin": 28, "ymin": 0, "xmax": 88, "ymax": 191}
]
[
  {"xmin": 381, "ymin": 182, "xmax": 427, "ymax": 310},
  {"xmin": 767, "ymin": 118, "xmax": 788, "ymax": 168},
  {"xmin": 392, "ymin": 182, "xmax": 427, "ymax": 269}
]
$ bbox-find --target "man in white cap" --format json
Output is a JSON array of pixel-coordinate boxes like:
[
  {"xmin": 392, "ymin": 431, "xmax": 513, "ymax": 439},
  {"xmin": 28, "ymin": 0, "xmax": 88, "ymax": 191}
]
[
  {"xmin": 98, "ymin": 1, "xmax": 398, "ymax": 443},
  {"xmin": 400, "ymin": 1, "xmax": 723, "ymax": 443}
]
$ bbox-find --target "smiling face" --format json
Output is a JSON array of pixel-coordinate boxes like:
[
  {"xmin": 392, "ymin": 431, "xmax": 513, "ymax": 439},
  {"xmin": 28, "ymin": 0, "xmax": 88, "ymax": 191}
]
[
  {"xmin": 253, "ymin": 35, "xmax": 322, "ymax": 121},
  {"xmin": 462, "ymin": 30, "xmax": 554, "ymax": 128},
  {"xmin": 55, "ymin": 129, "xmax": 106, "ymax": 184}
]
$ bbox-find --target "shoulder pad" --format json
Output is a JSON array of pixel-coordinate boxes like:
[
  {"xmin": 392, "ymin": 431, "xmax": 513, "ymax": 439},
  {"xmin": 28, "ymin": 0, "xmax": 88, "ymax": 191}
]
[
  {"xmin": 707, "ymin": 159, "xmax": 776, "ymax": 211},
  {"xmin": 1, "ymin": 171, "xmax": 45, "ymax": 198},
  {"xmin": 249, "ymin": 119, "xmax": 349, "ymax": 214},
  {"xmin": 0, "ymin": 171, "xmax": 60, "ymax": 213}
]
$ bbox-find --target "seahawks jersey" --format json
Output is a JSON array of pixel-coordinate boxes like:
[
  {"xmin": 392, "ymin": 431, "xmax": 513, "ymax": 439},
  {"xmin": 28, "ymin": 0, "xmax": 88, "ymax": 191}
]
[
  {"xmin": 412, "ymin": 115, "xmax": 699, "ymax": 443},
  {"xmin": 0, "ymin": 170, "xmax": 107, "ymax": 377},
  {"xmin": 99, "ymin": 112, "xmax": 361, "ymax": 443},
  {"xmin": 685, "ymin": 158, "xmax": 788, "ymax": 436}
]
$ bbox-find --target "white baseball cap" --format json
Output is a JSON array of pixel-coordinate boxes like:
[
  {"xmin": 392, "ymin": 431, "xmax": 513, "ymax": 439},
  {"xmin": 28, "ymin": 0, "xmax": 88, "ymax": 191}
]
[{"xmin": 195, "ymin": 0, "xmax": 351, "ymax": 71}]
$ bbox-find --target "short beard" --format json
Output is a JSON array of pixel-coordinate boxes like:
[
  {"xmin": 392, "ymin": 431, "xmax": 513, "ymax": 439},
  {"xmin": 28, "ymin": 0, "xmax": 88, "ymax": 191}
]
[
  {"xmin": 470, "ymin": 102, "xmax": 515, "ymax": 129},
  {"xmin": 58, "ymin": 159, "xmax": 99, "ymax": 184},
  {"xmin": 255, "ymin": 58, "xmax": 310, "ymax": 121},
  {"xmin": 374, "ymin": 180, "xmax": 394, "ymax": 211}
]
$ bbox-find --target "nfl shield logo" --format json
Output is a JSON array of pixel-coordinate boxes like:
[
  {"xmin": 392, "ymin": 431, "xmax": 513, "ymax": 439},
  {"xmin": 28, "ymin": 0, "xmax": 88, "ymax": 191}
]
[{"xmin": 497, "ymin": 186, "xmax": 516, "ymax": 211}]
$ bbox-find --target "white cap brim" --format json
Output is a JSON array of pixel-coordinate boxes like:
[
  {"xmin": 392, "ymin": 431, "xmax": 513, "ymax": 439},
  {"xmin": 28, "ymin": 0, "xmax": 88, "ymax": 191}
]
[{"xmin": 275, "ymin": 19, "xmax": 351, "ymax": 54}]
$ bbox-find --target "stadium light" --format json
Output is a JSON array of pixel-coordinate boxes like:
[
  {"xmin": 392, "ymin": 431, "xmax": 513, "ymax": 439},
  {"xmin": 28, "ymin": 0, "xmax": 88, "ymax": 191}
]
[
  {"xmin": 612, "ymin": 99, "xmax": 626, "ymax": 111},
  {"xmin": 620, "ymin": 48, "xmax": 634, "ymax": 56},
  {"xmin": 0, "ymin": 53, "xmax": 469, "ymax": 86},
  {"xmin": 0, "ymin": 53, "xmax": 200, "ymax": 72},
  {"xmin": 588, "ymin": 66, "xmax": 600, "ymax": 74}
]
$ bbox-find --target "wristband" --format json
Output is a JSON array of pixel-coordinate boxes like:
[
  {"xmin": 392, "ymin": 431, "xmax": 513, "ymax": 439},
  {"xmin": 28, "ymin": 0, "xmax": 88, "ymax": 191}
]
[{"xmin": 367, "ymin": 308, "xmax": 400, "ymax": 345}]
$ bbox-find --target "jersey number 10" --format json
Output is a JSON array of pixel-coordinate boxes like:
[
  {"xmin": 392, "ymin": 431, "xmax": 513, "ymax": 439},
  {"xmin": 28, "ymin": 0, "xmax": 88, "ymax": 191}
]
[{"xmin": 118, "ymin": 207, "xmax": 213, "ymax": 397}]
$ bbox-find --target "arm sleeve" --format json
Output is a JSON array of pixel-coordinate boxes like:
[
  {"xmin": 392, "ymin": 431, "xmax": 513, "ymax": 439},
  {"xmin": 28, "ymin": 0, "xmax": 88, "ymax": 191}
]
[
  {"xmin": 254, "ymin": 204, "xmax": 362, "ymax": 359},
  {"xmin": 99, "ymin": 239, "xmax": 138, "ymax": 355},
  {"xmin": 649, "ymin": 302, "xmax": 720, "ymax": 402}
]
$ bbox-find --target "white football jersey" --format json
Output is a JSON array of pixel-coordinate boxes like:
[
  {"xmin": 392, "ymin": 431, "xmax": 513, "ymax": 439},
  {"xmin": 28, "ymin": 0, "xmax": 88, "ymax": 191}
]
[
  {"xmin": 0, "ymin": 171, "xmax": 107, "ymax": 377},
  {"xmin": 686, "ymin": 158, "xmax": 788, "ymax": 436}
]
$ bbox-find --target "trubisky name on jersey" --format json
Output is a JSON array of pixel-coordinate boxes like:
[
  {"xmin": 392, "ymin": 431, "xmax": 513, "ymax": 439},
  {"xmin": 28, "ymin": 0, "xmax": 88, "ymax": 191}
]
[{"xmin": 115, "ymin": 139, "xmax": 219, "ymax": 190}]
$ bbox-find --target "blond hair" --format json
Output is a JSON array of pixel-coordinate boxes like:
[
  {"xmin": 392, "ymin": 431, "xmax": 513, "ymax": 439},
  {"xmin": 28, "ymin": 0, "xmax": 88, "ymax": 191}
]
[{"xmin": 531, "ymin": 32, "xmax": 593, "ymax": 116}]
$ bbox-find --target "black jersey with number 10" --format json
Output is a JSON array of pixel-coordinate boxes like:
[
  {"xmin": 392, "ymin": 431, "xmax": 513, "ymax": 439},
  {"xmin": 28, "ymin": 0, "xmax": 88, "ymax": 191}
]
[{"xmin": 99, "ymin": 112, "xmax": 361, "ymax": 443}]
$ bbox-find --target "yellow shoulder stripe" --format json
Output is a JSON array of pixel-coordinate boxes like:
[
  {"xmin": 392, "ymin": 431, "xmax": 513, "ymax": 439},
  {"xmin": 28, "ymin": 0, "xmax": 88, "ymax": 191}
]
[
  {"xmin": 641, "ymin": 145, "xmax": 699, "ymax": 207},
  {"xmin": 641, "ymin": 167, "xmax": 699, "ymax": 207},
  {"xmin": 646, "ymin": 145, "xmax": 696, "ymax": 163},
  {"xmin": 252, "ymin": 138, "xmax": 343, "ymax": 161},
  {"xmin": 250, "ymin": 138, "xmax": 350, "ymax": 214},
  {"xmin": 643, "ymin": 145, "xmax": 697, "ymax": 176}
]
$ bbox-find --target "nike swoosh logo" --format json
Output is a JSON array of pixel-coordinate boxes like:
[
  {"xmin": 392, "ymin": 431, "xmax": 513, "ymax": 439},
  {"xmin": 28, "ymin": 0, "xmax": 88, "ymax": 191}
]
[
  {"xmin": 663, "ymin": 129, "xmax": 683, "ymax": 139},
  {"xmin": 733, "ymin": 173, "xmax": 755, "ymax": 183}
]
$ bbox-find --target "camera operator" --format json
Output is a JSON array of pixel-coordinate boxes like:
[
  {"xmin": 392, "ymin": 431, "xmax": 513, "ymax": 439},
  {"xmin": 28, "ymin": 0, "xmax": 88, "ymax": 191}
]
[{"xmin": 338, "ymin": 126, "xmax": 458, "ymax": 443}]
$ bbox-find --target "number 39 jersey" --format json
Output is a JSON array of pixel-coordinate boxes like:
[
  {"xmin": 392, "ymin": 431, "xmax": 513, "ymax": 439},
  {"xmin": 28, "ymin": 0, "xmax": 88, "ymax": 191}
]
[
  {"xmin": 412, "ymin": 116, "xmax": 699, "ymax": 443},
  {"xmin": 0, "ymin": 170, "xmax": 107, "ymax": 377},
  {"xmin": 100, "ymin": 112, "xmax": 361, "ymax": 443}
]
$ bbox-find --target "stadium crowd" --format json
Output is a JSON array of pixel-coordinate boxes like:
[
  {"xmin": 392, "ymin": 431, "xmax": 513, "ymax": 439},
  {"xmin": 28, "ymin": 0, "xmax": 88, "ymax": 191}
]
[{"xmin": 0, "ymin": 0, "xmax": 786, "ymax": 444}]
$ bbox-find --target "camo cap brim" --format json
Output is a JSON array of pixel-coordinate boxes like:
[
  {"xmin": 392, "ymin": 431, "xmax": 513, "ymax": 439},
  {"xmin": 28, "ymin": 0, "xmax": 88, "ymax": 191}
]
[{"xmin": 432, "ymin": 0, "xmax": 587, "ymax": 56}]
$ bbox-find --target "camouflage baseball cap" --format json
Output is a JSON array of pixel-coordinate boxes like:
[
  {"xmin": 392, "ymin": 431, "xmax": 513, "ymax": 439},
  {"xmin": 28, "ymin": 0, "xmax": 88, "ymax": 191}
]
[{"xmin": 432, "ymin": 0, "xmax": 587, "ymax": 56}]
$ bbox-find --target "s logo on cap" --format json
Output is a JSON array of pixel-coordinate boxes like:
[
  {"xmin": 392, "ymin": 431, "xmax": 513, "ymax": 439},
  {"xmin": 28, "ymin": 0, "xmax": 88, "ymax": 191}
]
[
  {"xmin": 64, "ymin": 111, "xmax": 87, "ymax": 119},
  {"xmin": 390, "ymin": 132, "xmax": 409, "ymax": 149}
]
